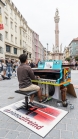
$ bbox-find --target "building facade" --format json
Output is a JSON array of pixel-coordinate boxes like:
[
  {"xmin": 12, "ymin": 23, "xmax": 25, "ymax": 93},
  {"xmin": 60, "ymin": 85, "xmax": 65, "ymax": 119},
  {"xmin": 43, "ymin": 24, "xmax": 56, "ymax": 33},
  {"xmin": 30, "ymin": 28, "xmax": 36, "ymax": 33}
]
[
  {"xmin": 63, "ymin": 46, "xmax": 70, "ymax": 60},
  {"xmin": 69, "ymin": 38, "xmax": 78, "ymax": 58},
  {"xmin": 26, "ymin": 25, "xmax": 32, "ymax": 62},
  {"xmin": 2, "ymin": 0, "xmax": 28, "ymax": 60},
  {"xmin": 63, "ymin": 37, "xmax": 78, "ymax": 61},
  {"xmin": 32, "ymin": 31, "xmax": 44, "ymax": 63},
  {"xmin": 0, "ymin": 0, "xmax": 45, "ymax": 62},
  {"xmin": 47, "ymin": 51, "xmax": 52, "ymax": 60},
  {"xmin": 39, "ymin": 41, "xmax": 44, "ymax": 61},
  {"xmin": 0, "ymin": 0, "xmax": 5, "ymax": 58}
]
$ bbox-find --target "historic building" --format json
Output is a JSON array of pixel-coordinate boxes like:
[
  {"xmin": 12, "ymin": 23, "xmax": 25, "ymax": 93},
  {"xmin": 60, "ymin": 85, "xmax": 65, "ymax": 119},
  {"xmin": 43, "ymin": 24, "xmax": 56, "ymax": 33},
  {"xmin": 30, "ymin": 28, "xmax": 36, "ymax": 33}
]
[
  {"xmin": 32, "ymin": 31, "xmax": 44, "ymax": 63},
  {"xmin": 52, "ymin": 8, "xmax": 63, "ymax": 60},
  {"xmin": 0, "ymin": 0, "xmax": 5, "ymax": 58},
  {"xmin": 26, "ymin": 25, "xmax": 32, "ymax": 62},
  {"xmin": 0, "ymin": 0, "xmax": 45, "ymax": 62},
  {"xmin": 32, "ymin": 31, "xmax": 39, "ymax": 63},
  {"xmin": 69, "ymin": 37, "xmax": 78, "ymax": 58},
  {"xmin": 1, "ymin": 0, "xmax": 27, "ymax": 60},
  {"xmin": 39, "ymin": 41, "xmax": 44, "ymax": 61},
  {"xmin": 47, "ymin": 51, "xmax": 52, "ymax": 60},
  {"xmin": 63, "ymin": 46, "xmax": 70, "ymax": 60},
  {"xmin": 63, "ymin": 37, "xmax": 78, "ymax": 61}
]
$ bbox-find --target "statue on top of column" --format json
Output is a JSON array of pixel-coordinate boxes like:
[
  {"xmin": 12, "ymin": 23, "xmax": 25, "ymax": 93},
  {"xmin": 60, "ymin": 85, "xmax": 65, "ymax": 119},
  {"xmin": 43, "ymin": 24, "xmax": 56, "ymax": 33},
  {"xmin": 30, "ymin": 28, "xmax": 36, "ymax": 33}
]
[{"xmin": 55, "ymin": 8, "xmax": 59, "ymax": 16}]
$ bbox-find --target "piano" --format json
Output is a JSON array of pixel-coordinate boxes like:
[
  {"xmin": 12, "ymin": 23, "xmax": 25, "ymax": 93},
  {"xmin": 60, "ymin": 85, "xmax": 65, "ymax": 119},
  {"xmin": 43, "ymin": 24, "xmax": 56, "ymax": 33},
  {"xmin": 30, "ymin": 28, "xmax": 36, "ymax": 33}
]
[{"xmin": 32, "ymin": 60, "xmax": 71, "ymax": 101}]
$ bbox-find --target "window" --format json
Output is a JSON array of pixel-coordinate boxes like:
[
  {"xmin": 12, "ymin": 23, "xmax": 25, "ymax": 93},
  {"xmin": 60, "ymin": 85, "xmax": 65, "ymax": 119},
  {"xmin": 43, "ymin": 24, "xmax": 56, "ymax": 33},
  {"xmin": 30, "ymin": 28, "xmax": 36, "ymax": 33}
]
[
  {"xmin": 23, "ymin": 31, "xmax": 25, "ymax": 37},
  {"xmin": 29, "ymin": 54, "xmax": 31, "ymax": 58},
  {"xmin": 15, "ymin": 13, "xmax": 17, "ymax": 19},
  {"xmin": 26, "ymin": 35, "xmax": 27, "ymax": 41},
  {"xmin": 5, "ymin": 17, "xmax": 8, "ymax": 25},
  {"xmin": 23, "ymin": 41, "xmax": 24, "ymax": 47},
  {"xmin": 14, "ymin": 48, "xmax": 17, "ymax": 54},
  {"xmin": 10, "ymin": 21, "xmax": 13, "ymax": 29},
  {"xmin": 10, "ymin": 8, "xmax": 12, "ymax": 14},
  {"xmin": 0, "ymin": 34, "xmax": 3, "ymax": 41},
  {"xmin": 20, "ymin": 29, "xmax": 21, "ymax": 35},
  {"xmin": 15, "ymin": 37, "xmax": 17, "ymax": 44},
  {"xmin": 6, "ymin": 45, "xmax": 10, "ymax": 52},
  {"xmin": 20, "ymin": 40, "xmax": 22, "ymax": 45},
  {"xmin": 23, "ymin": 50, "xmax": 26, "ymax": 54},
  {"xmin": 15, "ymin": 25, "xmax": 17, "ymax": 32},
  {"xmin": 5, "ymin": 2, "xmax": 8, "ymax": 9},
  {"xmin": 11, "ymin": 34, "xmax": 13, "ymax": 42},
  {"xmin": 5, "ymin": 31, "xmax": 8, "ymax": 39},
  {"xmin": 0, "ymin": 7, "xmax": 1, "ymax": 15},
  {"xmin": 25, "ymin": 42, "xmax": 26, "ymax": 47},
  {"xmin": 0, "ymin": 47, "xmax": 3, "ymax": 54}
]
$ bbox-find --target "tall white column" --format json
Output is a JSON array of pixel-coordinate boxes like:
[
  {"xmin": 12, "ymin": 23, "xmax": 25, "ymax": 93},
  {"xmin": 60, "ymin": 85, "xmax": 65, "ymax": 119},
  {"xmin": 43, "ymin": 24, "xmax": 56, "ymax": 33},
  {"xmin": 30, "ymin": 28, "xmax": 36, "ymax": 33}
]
[{"xmin": 54, "ymin": 8, "xmax": 60, "ymax": 53}]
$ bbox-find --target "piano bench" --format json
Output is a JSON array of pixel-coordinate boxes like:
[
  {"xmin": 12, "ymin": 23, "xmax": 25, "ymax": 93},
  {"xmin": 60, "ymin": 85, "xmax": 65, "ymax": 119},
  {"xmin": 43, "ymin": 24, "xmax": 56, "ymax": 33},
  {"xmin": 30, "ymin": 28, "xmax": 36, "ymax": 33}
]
[{"xmin": 15, "ymin": 90, "xmax": 37, "ymax": 110}]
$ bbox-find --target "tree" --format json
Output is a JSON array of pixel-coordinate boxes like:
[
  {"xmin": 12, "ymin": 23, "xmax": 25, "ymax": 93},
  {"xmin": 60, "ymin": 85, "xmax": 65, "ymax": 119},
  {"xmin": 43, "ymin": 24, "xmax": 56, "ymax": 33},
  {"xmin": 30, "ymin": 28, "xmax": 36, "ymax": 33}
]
[{"xmin": 65, "ymin": 57, "xmax": 70, "ymax": 62}]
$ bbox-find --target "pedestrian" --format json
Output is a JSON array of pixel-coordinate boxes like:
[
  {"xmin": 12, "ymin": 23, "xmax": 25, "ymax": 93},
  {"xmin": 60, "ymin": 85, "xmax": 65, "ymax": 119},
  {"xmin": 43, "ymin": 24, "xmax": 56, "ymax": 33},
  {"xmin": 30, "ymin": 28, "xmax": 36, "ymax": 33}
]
[
  {"xmin": 30, "ymin": 60, "xmax": 35, "ymax": 68},
  {"xmin": 36, "ymin": 59, "xmax": 41, "ymax": 67},
  {"xmin": 6, "ymin": 59, "xmax": 12, "ymax": 79},
  {"xmin": 13, "ymin": 59, "xmax": 19, "ymax": 77},
  {"xmin": 75, "ymin": 61, "xmax": 77, "ymax": 70},
  {"xmin": 1, "ymin": 59, "xmax": 7, "ymax": 79}
]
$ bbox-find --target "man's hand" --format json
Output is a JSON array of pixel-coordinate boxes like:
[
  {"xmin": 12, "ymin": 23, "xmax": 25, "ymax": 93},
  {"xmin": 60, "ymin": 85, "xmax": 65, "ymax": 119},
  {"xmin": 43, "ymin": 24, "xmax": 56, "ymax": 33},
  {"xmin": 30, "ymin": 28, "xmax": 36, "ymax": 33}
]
[{"xmin": 35, "ymin": 76, "xmax": 40, "ymax": 79}]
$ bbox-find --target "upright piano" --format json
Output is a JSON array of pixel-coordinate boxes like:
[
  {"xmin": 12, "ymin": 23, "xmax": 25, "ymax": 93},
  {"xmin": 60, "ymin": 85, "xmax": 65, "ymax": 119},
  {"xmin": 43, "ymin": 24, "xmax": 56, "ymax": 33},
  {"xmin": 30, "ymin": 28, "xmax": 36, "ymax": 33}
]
[{"xmin": 32, "ymin": 60, "xmax": 71, "ymax": 101}]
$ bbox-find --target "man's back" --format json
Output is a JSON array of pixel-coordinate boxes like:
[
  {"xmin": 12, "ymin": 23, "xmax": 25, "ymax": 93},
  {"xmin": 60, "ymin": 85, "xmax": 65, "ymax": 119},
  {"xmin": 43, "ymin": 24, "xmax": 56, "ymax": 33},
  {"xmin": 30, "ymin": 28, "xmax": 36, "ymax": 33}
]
[{"xmin": 17, "ymin": 64, "xmax": 35, "ymax": 89}]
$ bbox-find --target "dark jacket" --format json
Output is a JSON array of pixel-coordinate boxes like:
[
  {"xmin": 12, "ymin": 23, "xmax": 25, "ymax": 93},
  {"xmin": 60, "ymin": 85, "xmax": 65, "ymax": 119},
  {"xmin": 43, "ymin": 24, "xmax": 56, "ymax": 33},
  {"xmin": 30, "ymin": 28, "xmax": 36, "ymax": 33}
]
[
  {"xmin": 30, "ymin": 62, "xmax": 35, "ymax": 68},
  {"xmin": 17, "ymin": 63, "xmax": 35, "ymax": 88}
]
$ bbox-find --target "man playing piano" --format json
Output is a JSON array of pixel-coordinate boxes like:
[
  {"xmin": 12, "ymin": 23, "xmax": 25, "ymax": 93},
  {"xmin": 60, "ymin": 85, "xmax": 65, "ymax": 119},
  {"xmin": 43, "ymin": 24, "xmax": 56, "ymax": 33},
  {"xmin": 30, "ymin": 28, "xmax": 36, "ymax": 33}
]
[{"xmin": 17, "ymin": 54, "xmax": 47, "ymax": 105}]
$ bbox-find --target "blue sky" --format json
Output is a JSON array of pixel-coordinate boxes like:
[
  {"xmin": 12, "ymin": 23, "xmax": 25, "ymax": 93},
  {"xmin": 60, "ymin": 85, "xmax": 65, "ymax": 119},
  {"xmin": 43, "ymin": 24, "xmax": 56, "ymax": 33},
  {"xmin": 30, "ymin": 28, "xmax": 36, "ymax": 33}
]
[{"xmin": 12, "ymin": 0, "xmax": 78, "ymax": 51}]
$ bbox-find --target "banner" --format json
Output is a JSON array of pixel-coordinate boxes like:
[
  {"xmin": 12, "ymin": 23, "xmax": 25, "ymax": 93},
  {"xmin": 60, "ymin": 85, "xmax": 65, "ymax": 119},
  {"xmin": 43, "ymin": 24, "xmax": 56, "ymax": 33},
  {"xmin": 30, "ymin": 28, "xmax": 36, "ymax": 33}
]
[
  {"xmin": 0, "ymin": 24, "xmax": 4, "ymax": 30},
  {"xmin": 0, "ymin": 14, "xmax": 4, "ymax": 30},
  {"xmin": 0, "ymin": 100, "xmax": 68, "ymax": 137}
]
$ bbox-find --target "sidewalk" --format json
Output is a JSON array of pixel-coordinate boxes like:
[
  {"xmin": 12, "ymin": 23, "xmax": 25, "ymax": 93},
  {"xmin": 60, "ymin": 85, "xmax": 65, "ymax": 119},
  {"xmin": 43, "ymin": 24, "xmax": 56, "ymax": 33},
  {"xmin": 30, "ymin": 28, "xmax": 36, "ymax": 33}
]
[{"xmin": 0, "ymin": 72, "xmax": 78, "ymax": 139}]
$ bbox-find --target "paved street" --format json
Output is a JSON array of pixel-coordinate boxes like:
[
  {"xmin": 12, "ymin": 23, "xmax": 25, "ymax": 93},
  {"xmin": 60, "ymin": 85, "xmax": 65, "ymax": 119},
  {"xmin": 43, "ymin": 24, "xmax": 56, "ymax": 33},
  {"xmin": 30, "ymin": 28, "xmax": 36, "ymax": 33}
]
[{"xmin": 0, "ymin": 70, "xmax": 78, "ymax": 139}]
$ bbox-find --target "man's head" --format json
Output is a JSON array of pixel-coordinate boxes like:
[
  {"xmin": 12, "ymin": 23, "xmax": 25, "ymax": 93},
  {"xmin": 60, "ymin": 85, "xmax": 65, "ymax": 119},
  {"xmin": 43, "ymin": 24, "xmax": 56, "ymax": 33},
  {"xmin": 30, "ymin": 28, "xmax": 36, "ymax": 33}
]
[
  {"xmin": 8, "ymin": 59, "xmax": 11, "ymax": 63},
  {"xmin": 19, "ymin": 54, "xmax": 28, "ymax": 63}
]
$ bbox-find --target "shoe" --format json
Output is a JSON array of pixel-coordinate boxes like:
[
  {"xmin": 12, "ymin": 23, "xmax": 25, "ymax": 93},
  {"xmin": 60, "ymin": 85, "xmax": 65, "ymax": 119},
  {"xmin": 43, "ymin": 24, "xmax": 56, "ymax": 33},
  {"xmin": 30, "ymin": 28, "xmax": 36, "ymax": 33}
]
[
  {"xmin": 39, "ymin": 97, "xmax": 47, "ymax": 103},
  {"xmin": 1, "ymin": 75, "xmax": 5, "ymax": 80},
  {"xmin": 29, "ymin": 102, "xmax": 34, "ymax": 106}
]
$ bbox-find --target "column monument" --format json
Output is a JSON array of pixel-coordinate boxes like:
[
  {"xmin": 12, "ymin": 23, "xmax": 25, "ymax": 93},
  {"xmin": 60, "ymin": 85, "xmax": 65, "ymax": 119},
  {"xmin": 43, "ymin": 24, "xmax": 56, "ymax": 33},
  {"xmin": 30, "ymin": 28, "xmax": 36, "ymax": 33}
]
[{"xmin": 52, "ymin": 8, "xmax": 63, "ymax": 60}]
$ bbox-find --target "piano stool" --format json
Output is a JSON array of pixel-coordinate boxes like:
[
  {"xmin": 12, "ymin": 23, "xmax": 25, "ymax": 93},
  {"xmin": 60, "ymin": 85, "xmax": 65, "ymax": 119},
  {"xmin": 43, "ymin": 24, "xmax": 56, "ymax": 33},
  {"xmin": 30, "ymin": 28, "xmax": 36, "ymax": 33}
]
[{"xmin": 15, "ymin": 90, "xmax": 37, "ymax": 110}]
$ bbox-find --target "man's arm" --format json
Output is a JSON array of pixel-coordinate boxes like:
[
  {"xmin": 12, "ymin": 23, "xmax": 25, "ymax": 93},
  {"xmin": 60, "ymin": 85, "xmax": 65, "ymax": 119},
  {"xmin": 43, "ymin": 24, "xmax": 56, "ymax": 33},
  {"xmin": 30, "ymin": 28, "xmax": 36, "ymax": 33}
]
[{"xmin": 28, "ymin": 66, "xmax": 35, "ymax": 80}]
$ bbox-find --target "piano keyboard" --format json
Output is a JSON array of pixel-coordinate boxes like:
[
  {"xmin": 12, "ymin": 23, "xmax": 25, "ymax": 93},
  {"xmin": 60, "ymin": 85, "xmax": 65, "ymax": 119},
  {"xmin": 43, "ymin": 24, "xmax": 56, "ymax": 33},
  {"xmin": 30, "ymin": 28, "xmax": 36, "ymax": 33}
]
[{"xmin": 37, "ymin": 78, "xmax": 56, "ymax": 83}]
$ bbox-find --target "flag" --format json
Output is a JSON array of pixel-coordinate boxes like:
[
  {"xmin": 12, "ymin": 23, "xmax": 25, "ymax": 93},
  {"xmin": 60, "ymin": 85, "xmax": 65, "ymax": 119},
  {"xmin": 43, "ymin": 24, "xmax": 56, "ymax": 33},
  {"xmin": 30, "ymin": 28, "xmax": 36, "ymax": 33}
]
[{"xmin": 0, "ymin": 24, "xmax": 4, "ymax": 30}]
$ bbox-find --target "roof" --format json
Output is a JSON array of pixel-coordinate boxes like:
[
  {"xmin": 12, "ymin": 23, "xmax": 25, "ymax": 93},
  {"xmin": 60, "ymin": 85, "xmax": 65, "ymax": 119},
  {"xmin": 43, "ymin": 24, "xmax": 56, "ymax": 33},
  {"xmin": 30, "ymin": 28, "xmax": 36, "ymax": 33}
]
[
  {"xmin": 73, "ymin": 37, "xmax": 78, "ymax": 41},
  {"xmin": 69, "ymin": 37, "xmax": 78, "ymax": 45}
]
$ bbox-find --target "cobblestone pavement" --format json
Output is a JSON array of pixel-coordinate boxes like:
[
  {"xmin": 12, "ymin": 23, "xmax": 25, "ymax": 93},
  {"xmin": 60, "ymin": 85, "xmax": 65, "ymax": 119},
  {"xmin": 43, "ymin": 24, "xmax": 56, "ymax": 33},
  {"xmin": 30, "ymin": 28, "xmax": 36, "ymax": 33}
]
[{"xmin": 0, "ymin": 71, "xmax": 78, "ymax": 139}]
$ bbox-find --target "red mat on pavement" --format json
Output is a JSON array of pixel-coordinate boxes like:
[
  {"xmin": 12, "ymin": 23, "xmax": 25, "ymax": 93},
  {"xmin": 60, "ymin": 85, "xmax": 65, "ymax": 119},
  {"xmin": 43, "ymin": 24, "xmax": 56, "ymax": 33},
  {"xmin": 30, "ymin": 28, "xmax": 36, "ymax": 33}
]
[{"xmin": 0, "ymin": 100, "xmax": 68, "ymax": 137}]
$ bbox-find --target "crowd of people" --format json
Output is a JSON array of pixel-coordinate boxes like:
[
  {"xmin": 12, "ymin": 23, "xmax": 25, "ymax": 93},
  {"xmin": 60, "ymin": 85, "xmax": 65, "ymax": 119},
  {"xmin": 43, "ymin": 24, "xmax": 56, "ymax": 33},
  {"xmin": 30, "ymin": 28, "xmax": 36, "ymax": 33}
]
[
  {"xmin": 0, "ymin": 58, "xmax": 40, "ymax": 80},
  {"xmin": 0, "ymin": 57, "xmax": 78, "ymax": 81},
  {"xmin": 0, "ymin": 58, "xmax": 20, "ymax": 80},
  {"xmin": 63, "ymin": 60, "xmax": 78, "ymax": 70}
]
